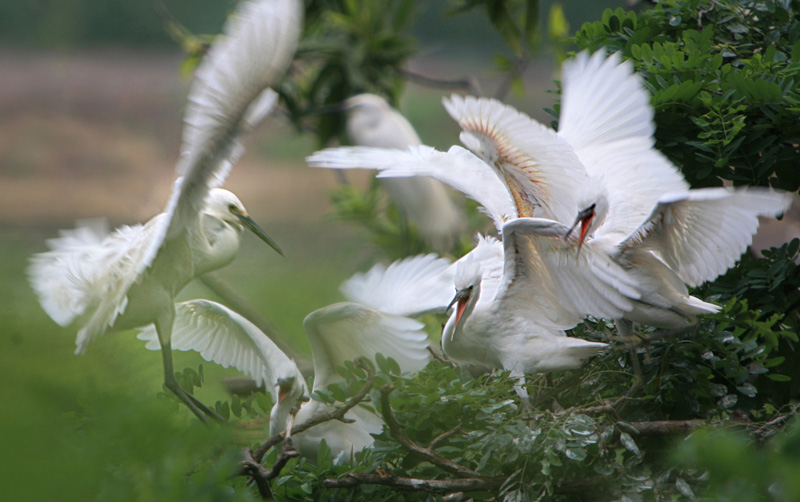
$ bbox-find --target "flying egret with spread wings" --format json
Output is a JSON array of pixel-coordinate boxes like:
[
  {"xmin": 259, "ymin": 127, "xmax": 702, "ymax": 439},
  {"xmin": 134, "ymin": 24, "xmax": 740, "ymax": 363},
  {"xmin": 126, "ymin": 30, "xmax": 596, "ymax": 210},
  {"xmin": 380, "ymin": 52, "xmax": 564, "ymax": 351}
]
[
  {"xmin": 341, "ymin": 94, "xmax": 466, "ymax": 251},
  {"xmin": 28, "ymin": 0, "xmax": 302, "ymax": 422},
  {"xmin": 138, "ymin": 253, "xmax": 449, "ymax": 463}
]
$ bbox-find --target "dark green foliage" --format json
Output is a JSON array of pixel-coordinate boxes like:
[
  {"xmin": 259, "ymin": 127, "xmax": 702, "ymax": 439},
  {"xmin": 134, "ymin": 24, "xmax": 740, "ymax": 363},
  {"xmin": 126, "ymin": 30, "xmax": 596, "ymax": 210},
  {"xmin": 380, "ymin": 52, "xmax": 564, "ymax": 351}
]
[
  {"xmin": 573, "ymin": 0, "xmax": 800, "ymax": 191},
  {"xmin": 281, "ymin": 0, "xmax": 419, "ymax": 147}
]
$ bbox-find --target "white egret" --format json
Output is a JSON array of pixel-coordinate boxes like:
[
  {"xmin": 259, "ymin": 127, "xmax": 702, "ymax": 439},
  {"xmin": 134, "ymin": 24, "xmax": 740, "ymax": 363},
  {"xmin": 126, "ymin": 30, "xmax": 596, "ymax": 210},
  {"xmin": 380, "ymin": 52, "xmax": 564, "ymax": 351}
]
[
  {"xmin": 138, "ymin": 253, "xmax": 449, "ymax": 463},
  {"xmin": 341, "ymin": 93, "xmax": 466, "ymax": 251},
  {"xmin": 505, "ymin": 51, "xmax": 794, "ymax": 334},
  {"xmin": 441, "ymin": 233, "xmax": 608, "ymax": 379},
  {"xmin": 28, "ymin": 0, "xmax": 302, "ymax": 422}
]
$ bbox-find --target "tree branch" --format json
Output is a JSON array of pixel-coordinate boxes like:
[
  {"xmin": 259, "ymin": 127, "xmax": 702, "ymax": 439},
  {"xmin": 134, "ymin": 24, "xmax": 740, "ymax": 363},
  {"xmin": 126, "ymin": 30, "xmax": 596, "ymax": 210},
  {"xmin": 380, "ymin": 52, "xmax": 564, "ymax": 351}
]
[
  {"xmin": 322, "ymin": 473, "xmax": 501, "ymax": 492},
  {"xmin": 240, "ymin": 442, "xmax": 300, "ymax": 499},
  {"xmin": 400, "ymin": 67, "xmax": 483, "ymax": 96},
  {"xmin": 379, "ymin": 383, "xmax": 485, "ymax": 479}
]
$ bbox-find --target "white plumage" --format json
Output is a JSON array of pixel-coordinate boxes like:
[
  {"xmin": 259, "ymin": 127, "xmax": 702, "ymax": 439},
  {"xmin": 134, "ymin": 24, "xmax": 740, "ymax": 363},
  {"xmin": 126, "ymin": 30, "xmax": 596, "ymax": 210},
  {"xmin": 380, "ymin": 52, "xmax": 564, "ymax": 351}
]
[
  {"xmin": 341, "ymin": 94, "xmax": 465, "ymax": 251},
  {"xmin": 28, "ymin": 0, "xmax": 302, "ymax": 422},
  {"xmin": 138, "ymin": 253, "xmax": 444, "ymax": 463}
]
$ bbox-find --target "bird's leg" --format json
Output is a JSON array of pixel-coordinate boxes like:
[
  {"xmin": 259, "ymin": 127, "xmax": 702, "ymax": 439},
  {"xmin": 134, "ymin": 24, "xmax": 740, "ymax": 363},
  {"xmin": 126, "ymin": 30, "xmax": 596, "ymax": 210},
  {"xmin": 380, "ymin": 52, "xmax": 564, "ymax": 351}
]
[
  {"xmin": 617, "ymin": 319, "xmax": 644, "ymax": 391},
  {"xmin": 155, "ymin": 317, "xmax": 225, "ymax": 424}
]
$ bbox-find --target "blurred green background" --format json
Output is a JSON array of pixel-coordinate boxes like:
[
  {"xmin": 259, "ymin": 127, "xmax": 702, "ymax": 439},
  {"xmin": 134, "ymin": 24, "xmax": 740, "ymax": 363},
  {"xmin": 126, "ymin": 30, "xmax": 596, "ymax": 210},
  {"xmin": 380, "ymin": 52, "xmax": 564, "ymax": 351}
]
[{"xmin": 0, "ymin": 0, "xmax": 625, "ymax": 499}]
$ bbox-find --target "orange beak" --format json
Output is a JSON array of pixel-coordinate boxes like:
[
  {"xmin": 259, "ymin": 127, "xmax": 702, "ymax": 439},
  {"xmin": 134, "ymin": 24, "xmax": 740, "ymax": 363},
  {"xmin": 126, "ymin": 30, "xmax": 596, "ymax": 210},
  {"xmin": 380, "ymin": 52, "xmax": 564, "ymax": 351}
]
[{"xmin": 565, "ymin": 204, "xmax": 596, "ymax": 256}]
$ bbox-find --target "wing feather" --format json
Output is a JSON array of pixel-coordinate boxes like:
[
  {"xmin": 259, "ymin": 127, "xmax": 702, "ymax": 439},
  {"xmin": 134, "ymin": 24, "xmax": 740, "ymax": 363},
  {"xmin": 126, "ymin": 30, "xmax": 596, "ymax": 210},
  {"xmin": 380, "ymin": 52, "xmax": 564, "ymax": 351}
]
[
  {"xmin": 620, "ymin": 187, "xmax": 794, "ymax": 287},
  {"xmin": 307, "ymin": 144, "xmax": 516, "ymax": 230},
  {"xmin": 303, "ymin": 303, "xmax": 430, "ymax": 392},
  {"xmin": 136, "ymin": 299, "xmax": 299, "ymax": 402},
  {"xmin": 443, "ymin": 94, "xmax": 587, "ymax": 223},
  {"xmin": 340, "ymin": 254, "xmax": 454, "ymax": 316},
  {"xmin": 499, "ymin": 218, "xmax": 641, "ymax": 324},
  {"xmin": 139, "ymin": 0, "xmax": 302, "ymax": 279},
  {"xmin": 558, "ymin": 51, "xmax": 689, "ymax": 238}
]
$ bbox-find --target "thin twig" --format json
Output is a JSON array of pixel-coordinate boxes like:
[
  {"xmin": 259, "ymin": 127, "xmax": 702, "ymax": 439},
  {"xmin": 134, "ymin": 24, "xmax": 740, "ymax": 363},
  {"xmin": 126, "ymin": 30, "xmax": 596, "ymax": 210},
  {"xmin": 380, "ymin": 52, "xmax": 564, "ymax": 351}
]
[
  {"xmin": 379, "ymin": 383, "xmax": 484, "ymax": 478},
  {"xmin": 400, "ymin": 67, "xmax": 483, "ymax": 96},
  {"xmin": 429, "ymin": 424, "xmax": 462, "ymax": 450}
]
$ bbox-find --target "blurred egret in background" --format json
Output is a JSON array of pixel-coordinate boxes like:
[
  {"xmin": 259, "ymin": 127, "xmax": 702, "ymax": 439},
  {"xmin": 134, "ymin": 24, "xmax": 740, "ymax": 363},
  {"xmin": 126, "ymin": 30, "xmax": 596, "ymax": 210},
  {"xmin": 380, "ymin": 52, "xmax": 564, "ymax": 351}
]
[
  {"xmin": 28, "ymin": 0, "xmax": 303, "ymax": 422},
  {"xmin": 341, "ymin": 94, "xmax": 466, "ymax": 252}
]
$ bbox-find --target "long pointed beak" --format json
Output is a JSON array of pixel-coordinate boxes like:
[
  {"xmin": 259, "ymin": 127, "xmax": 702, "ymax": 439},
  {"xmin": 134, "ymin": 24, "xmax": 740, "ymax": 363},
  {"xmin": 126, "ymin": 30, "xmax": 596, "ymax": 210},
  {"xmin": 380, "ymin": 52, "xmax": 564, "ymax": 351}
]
[
  {"xmin": 234, "ymin": 210, "xmax": 284, "ymax": 257},
  {"xmin": 447, "ymin": 289, "xmax": 471, "ymax": 341}
]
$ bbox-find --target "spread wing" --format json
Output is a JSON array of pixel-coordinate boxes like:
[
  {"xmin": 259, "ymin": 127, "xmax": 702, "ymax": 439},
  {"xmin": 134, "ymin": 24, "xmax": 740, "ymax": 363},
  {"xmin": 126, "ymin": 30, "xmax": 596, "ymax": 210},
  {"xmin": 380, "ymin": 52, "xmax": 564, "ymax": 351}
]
[
  {"xmin": 558, "ymin": 50, "xmax": 689, "ymax": 237},
  {"xmin": 499, "ymin": 218, "xmax": 642, "ymax": 324},
  {"xmin": 307, "ymin": 144, "xmax": 516, "ymax": 230},
  {"xmin": 340, "ymin": 254, "xmax": 454, "ymax": 317},
  {"xmin": 619, "ymin": 187, "xmax": 795, "ymax": 287},
  {"xmin": 303, "ymin": 303, "xmax": 431, "ymax": 392},
  {"xmin": 443, "ymin": 94, "xmax": 587, "ymax": 223},
  {"xmin": 140, "ymin": 0, "xmax": 302, "ymax": 278},
  {"xmin": 136, "ymin": 299, "xmax": 300, "ymax": 402}
]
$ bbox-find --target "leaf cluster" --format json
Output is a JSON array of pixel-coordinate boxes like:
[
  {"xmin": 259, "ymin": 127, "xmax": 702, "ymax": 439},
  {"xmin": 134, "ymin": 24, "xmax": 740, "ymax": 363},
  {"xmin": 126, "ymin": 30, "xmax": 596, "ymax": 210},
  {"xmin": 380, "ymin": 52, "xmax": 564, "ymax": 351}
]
[{"xmin": 572, "ymin": 0, "xmax": 800, "ymax": 191}]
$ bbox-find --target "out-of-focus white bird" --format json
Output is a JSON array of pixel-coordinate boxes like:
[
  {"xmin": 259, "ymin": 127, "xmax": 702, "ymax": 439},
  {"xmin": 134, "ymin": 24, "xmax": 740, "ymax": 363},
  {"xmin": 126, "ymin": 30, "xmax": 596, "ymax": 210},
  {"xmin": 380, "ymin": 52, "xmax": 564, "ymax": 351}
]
[
  {"xmin": 28, "ymin": 0, "xmax": 302, "ymax": 422},
  {"xmin": 138, "ymin": 253, "xmax": 449, "ymax": 463},
  {"xmin": 340, "ymin": 94, "xmax": 465, "ymax": 251}
]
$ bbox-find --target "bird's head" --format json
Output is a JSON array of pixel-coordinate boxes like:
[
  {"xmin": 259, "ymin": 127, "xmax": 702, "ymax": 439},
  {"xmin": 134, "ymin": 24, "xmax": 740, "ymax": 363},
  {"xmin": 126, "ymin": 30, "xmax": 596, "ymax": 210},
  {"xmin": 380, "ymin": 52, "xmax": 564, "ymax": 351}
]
[
  {"xmin": 448, "ymin": 259, "xmax": 483, "ymax": 329},
  {"xmin": 564, "ymin": 185, "xmax": 609, "ymax": 253},
  {"xmin": 206, "ymin": 189, "xmax": 283, "ymax": 256},
  {"xmin": 268, "ymin": 368, "xmax": 307, "ymax": 436}
]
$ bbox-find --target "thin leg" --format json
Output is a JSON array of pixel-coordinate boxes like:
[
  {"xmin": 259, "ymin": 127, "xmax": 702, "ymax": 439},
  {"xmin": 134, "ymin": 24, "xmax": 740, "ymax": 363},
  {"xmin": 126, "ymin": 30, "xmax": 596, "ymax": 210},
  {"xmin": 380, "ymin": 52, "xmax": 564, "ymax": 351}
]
[
  {"xmin": 617, "ymin": 319, "xmax": 644, "ymax": 391},
  {"xmin": 156, "ymin": 316, "xmax": 226, "ymax": 424}
]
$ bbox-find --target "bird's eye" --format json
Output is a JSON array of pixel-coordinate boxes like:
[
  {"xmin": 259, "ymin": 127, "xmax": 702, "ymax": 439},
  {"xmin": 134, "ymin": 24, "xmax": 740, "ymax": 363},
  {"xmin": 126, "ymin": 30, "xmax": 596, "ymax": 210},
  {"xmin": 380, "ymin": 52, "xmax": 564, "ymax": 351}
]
[{"xmin": 587, "ymin": 203, "xmax": 596, "ymax": 212}]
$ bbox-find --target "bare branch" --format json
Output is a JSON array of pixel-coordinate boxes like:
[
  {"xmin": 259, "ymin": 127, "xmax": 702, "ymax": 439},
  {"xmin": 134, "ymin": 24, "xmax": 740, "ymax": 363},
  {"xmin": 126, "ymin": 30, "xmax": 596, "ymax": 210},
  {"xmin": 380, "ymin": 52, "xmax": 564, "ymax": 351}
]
[
  {"xmin": 240, "ymin": 442, "xmax": 300, "ymax": 499},
  {"xmin": 379, "ymin": 383, "xmax": 484, "ymax": 478},
  {"xmin": 400, "ymin": 67, "xmax": 483, "ymax": 96},
  {"xmin": 429, "ymin": 423, "xmax": 462, "ymax": 450},
  {"xmin": 322, "ymin": 473, "xmax": 502, "ymax": 492}
]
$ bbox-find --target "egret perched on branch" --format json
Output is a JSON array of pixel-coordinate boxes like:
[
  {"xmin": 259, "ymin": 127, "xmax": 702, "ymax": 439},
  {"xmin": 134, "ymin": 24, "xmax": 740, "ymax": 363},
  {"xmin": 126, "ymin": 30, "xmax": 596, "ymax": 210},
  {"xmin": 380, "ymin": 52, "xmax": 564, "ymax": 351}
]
[
  {"xmin": 482, "ymin": 51, "xmax": 794, "ymax": 336},
  {"xmin": 138, "ymin": 253, "xmax": 449, "ymax": 463},
  {"xmin": 340, "ymin": 94, "xmax": 466, "ymax": 251},
  {"xmin": 28, "ymin": 0, "xmax": 302, "ymax": 422}
]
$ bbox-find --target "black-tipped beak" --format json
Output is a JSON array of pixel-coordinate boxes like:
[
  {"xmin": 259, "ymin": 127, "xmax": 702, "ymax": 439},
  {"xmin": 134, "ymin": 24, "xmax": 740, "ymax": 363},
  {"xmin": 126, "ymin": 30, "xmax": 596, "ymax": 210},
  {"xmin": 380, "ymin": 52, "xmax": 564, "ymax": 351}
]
[{"xmin": 232, "ymin": 208, "xmax": 283, "ymax": 256}]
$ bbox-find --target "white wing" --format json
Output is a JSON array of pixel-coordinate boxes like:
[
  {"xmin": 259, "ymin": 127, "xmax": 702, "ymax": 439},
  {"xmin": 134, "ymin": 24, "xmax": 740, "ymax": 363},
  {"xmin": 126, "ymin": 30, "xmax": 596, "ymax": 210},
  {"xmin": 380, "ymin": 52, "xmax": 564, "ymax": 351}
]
[
  {"xmin": 303, "ymin": 302, "xmax": 431, "ymax": 391},
  {"xmin": 340, "ymin": 254, "xmax": 454, "ymax": 317},
  {"xmin": 619, "ymin": 187, "xmax": 795, "ymax": 287},
  {"xmin": 307, "ymin": 144, "xmax": 516, "ymax": 230},
  {"xmin": 27, "ymin": 218, "xmax": 110, "ymax": 327},
  {"xmin": 136, "ymin": 299, "xmax": 300, "ymax": 402},
  {"xmin": 499, "ymin": 218, "xmax": 642, "ymax": 323},
  {"xmin": 558, "ymin": 51, "xmax": 689, "ymax": 237},
  {"xmin": 443, "ymin": 94, "xmax": 587, "ymax": 223},
  {"xmin": 29, "ymin": 215, "xmax": 171, "ymax": 353},
  {"xmin": 141, "ymin": 0, "xmax": 302, "ymax": 277}
]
